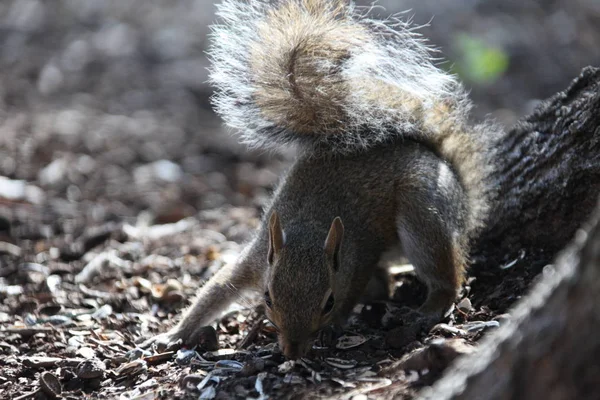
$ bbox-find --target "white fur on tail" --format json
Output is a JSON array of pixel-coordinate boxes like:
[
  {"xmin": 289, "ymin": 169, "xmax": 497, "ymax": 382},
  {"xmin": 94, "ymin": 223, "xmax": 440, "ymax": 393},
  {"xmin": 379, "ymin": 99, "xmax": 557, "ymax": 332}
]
[
  {"xmin": 209, "ymin": 0, "xmax": 497, "ymax": 233},
  {"xmin": 210, "ymin": 0, "xmax": 471, "ymax": 151}
]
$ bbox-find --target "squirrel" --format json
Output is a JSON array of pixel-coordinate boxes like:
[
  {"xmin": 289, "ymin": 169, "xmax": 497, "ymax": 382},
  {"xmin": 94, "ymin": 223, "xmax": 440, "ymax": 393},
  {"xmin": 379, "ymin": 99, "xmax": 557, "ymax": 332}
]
[{"xmin": 142, "ymin": 0, "xmax": 498, "ymax": 359}]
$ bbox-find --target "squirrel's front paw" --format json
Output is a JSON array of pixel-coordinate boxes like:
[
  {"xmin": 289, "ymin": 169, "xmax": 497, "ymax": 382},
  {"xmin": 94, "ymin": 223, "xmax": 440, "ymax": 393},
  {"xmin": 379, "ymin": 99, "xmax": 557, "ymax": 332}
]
[
  {"xmin": 139, "ymin": 325, "xmax": 219, "ymax": 353},
  {"xmin": 138, "ymin": 330, "xmax": 184, "ymax": 353}
]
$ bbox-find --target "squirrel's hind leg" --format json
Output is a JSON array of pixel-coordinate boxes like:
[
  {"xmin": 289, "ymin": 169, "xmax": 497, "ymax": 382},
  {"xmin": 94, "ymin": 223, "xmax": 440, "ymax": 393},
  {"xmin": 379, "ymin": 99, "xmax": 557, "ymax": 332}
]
[{"xmin": 395, "ymin": 164, "xmax": 469, "ymax": 321}]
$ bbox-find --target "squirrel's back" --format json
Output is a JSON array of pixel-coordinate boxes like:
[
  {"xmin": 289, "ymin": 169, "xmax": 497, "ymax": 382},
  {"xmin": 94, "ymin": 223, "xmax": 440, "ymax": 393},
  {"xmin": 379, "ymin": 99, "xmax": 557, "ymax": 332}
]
[{"xmin": 209, "ymin": 0, "xmax": 499, "ymax": 236}]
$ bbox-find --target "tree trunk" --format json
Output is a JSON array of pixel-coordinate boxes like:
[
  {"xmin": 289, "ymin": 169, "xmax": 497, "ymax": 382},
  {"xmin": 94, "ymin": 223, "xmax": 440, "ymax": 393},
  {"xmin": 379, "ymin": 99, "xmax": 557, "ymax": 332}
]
[
  {"xmin": 421, "ymin": 67, "xmax": 600, "ymax": 399},
  {"xmin": 421, "ymin": 202, "xmax": 600, "ymax": 400},
  {"xmin": 474, "ymin": 66, "xmax": 600, "ymax": 264}
]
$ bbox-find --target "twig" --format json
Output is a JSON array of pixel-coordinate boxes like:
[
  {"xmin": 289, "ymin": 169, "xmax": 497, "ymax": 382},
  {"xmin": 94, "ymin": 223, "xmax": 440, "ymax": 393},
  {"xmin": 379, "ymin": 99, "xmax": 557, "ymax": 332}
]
[{"xmin": 238, "ymin": 318, "xmax": 264, "ymax": 350}]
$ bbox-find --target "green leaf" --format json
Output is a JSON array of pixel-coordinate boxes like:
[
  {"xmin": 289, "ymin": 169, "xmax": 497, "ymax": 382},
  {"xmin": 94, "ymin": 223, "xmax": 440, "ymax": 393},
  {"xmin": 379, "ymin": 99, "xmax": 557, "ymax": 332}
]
[{"xmin": 453, "ymin": 33, "xmax": 509, "ymax": 85}]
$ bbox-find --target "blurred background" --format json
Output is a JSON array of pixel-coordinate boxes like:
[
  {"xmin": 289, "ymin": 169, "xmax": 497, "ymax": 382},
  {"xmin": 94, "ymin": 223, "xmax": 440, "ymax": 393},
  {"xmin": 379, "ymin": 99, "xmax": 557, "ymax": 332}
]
[{"xmin": 0, "ymin": 0, "xmax": 599, "ymax": 229}]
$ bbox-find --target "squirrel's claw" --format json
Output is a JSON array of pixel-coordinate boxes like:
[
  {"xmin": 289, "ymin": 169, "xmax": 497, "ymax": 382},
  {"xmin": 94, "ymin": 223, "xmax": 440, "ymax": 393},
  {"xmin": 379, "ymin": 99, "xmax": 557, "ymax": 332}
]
[
  {"xmin": 138, "ymin": 331, "xmax": 183, "ymax": 353},
  {"xmin": 138, "ymin": 325, "xmax": 218, "ymax": 353}
]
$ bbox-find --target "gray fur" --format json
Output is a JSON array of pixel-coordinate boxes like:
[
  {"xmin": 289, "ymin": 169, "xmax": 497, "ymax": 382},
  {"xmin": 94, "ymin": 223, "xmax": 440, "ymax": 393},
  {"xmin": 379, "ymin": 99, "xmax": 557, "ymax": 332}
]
[
  {"xmin": 142, "ymin": 0, "xmax": 500, "ymax": 359},
  {"xmin": 209, "ymin": 0, "xmax": 499, "ymax": 235}
]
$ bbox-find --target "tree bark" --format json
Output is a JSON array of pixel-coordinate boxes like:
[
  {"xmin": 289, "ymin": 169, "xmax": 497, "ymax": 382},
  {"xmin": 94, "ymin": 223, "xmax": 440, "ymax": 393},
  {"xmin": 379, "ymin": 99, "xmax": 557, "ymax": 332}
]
[
  {"xmin": 474, "ymin": 66, "xmax": 600, "ymax": 264},
  {"xmin": 421, "ymin": 67, "xmax": 600, "ymax": 400},
  {"xmin": 421, "ymin": 201, "xmax": 600, "ymax": 400}
]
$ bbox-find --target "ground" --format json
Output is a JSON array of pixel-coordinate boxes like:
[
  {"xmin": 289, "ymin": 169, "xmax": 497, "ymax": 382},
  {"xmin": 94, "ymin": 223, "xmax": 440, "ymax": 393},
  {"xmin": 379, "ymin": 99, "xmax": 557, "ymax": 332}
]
[{"xmin": 0, "ymin": 1, "xmax": 599, "ymax": 399}]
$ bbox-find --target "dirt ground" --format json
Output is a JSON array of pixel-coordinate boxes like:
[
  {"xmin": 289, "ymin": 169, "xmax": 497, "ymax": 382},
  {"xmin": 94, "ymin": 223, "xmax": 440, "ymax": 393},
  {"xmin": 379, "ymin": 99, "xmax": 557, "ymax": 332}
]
[{"xmin": 1, "ymin": 1, "xmax": 599, "ymax": 399}]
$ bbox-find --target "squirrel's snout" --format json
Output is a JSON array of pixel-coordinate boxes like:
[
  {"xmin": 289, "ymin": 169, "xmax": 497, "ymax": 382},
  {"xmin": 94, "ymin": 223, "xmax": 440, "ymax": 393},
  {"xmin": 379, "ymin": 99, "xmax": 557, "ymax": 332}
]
[{"xmin": 280, "ymin": 339, "xmax": 310, "ymax": 359}]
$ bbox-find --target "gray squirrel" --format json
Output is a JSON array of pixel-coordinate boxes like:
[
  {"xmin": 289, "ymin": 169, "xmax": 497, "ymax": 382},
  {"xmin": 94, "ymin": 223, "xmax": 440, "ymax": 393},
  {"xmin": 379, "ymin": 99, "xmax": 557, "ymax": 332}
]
[{"xmin": 142, "ymin": 0, "xmax": 498, "ymax": 359}]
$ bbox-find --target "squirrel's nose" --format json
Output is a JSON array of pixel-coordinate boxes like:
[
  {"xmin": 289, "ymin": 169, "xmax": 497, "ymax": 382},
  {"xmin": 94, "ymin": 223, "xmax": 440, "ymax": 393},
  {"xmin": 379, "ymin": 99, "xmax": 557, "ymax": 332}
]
[{"xmin": 282, "ymin": 340, "xmax": 307, "ymax": 359}]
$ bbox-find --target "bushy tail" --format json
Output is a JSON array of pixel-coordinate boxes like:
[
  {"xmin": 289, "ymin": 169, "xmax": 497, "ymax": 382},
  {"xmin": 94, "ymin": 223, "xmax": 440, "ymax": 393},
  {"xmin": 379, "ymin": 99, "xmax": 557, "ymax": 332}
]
[{"xmin": 209, "ymin": 0, "xmax": 498, "ymax": 233}]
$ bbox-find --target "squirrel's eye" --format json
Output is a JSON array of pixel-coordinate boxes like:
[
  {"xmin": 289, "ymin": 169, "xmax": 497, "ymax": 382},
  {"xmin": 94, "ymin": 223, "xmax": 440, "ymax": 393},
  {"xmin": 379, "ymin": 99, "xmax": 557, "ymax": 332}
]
[
  {"xmin": 264, "ymin": 291, "xmax": 272, "ymax": 309},
  {"xmin": 322, "ymin": 293, "xmax": 335, "ymax": 315}
]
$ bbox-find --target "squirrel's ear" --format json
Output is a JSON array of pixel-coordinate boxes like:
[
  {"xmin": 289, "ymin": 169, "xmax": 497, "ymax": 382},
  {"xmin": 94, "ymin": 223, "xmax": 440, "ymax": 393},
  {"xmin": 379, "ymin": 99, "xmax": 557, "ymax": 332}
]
[
  {"xmin": 324, "ymin": 217, "xmax": 344, "ymax": 271},
  {"xmin": 268, "ymin": 211, "xmax": 285, "ymax": 265}
]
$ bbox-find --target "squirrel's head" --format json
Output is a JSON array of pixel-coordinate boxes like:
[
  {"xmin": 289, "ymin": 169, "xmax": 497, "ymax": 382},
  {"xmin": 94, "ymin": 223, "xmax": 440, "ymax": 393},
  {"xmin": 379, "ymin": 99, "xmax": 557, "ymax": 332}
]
[{"xmin": 263, "ymin": 211, "xmax": 344, "ymax": 359}]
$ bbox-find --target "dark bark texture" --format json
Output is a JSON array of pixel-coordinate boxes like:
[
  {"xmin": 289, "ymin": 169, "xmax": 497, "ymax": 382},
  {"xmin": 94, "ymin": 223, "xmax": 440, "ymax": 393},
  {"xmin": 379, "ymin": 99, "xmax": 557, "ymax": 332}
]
[
  {"xmin": 420, "ymin": 67, "xmax": 600, "ymax": 399},
  {"xmin": 421, "ymin": 202, "xmax": 600, "ymax": 400},
  {"xmin": 474, "ymin": 66, "xmax": 600, "ymax": 264}
]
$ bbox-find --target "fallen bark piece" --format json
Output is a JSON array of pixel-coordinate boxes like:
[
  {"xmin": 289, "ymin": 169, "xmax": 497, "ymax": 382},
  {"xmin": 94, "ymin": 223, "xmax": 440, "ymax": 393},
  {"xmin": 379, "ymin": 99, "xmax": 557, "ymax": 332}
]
[
  {"xmin": 2, "ymin": 327, "xmax": 54, "ymax": 336},
  {"xmin": 22, "ymin": 356, "xmax": 63, "ymax": 368},
  {"xmin": 144, "ymin": 351, "xmax": 176, "ymax": 365}
]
